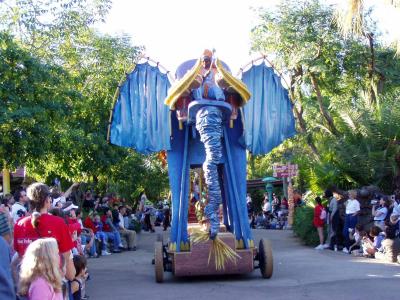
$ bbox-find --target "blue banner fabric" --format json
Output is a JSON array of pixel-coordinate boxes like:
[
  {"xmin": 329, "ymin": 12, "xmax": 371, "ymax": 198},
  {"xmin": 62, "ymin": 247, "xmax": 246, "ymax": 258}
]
[
  {"xmin": 109, "ymin": 62, "xmax": 171, "ymax": 154},
  {"xmin": 241, "ymin": 63, "xmax": 296, "ymax": 155}
]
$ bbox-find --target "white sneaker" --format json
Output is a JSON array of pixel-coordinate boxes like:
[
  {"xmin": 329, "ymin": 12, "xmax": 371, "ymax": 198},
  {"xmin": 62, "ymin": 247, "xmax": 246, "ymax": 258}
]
[
  {"xmin": 342, "ymin": 248, "xmax": 349, "ymax": 254},
  {"xmin": 334, "ymin": 245, "xmax": 338, "ymax": 252},
  {"xmin": 314, "ymin": 244, "xmax": 324, "ymax": 250},
  {"xmin": 323, "ymin": 244, "xmax": 330, "ymax": 249},
  {"xmin": 102, "ymin": 250, "xmax": 112, "ymax": 256}
]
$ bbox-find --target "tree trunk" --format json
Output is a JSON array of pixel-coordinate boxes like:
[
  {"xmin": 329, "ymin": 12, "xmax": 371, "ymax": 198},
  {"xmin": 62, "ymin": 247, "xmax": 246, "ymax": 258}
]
[
  {"xmin": 288, "ymin": 75, "xmax": 321, "ymax": 159},
  {"xmin": 366, "ymin": 32, "xmax": 377, "ymax": 105},
  {"xmin": 309, "ymin": 73, "xmax": 339, "ymax": 136},
  {"xmin": 248, "ymin": 153, "xmax": 256, "ymax": 179}
]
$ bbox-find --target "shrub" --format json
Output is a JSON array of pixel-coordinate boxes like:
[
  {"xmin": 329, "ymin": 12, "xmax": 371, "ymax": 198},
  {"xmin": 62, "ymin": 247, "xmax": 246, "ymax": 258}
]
[{"xmin": 293, "ymin": 206, "xmax": 326, "ymax": 246}]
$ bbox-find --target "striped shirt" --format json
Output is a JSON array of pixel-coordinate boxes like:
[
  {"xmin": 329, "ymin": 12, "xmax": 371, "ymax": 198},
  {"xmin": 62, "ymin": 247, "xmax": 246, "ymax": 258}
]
[{"xmin": 0, "ymin": 212, "xmax": 10, "ymax": 236}]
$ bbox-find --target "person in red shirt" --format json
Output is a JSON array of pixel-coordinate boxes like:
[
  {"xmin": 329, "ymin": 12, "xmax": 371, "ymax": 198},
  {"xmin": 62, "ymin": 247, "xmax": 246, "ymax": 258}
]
[
  {"xmin": 13, "ymin": 182, "xmax": 75, "ymax": 280},
  {"xmin": 313, "ymin": 196, "xmax": 326, "ymax": 250},
  {"xmin": 101, "ymin": 208, "xmax": 123, "ymax": 252}
]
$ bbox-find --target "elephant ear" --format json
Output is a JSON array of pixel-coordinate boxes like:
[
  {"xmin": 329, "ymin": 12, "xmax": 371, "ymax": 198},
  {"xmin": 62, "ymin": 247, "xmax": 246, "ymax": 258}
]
[
  {"xmin": 240, "ymin": 62, "xmax": 296, "ymax": 155},
  {"xmin": 108, "ymin": 61, "xmax": 172, "ymax": 154}
]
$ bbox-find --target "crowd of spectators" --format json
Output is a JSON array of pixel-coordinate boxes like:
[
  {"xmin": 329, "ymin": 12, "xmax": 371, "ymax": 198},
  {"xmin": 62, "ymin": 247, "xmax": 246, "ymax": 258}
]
[
  {"xmin": 313, "ymin": 189, "xmax": 400, "ymax": 263},
  {"xmin": 0, "ymin": 182, "xmax": 170, "ymax": 300},
  {"xmin": 247, "ymin": 192, "xmax": 289, "ymax": 230}
]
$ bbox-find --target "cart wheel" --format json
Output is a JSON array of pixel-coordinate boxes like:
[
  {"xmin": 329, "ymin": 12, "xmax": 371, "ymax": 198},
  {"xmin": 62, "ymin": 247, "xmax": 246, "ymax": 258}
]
[
  {"xmin": 259, "ymin": 239, "xmax": 273, "ymax": 279},
  {"xmin": 154, "ymin": 241, "xmax": 164, "ymax": 283}
]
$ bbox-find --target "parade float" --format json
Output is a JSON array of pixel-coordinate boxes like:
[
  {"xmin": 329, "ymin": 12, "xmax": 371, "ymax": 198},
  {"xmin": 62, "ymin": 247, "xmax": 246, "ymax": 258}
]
[{"xmin": 108, "ymin": 50, "xmax": 296, "ymax": 282}]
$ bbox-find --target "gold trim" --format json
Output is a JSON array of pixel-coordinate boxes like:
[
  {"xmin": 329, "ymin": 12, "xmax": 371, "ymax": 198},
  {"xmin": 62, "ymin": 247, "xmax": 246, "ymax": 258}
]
[
  {"xmin": 179, "ymin": 241, "xmax": 190, "ymax": 251},
  {"xmin": 215, "ymin": 59, "xmax": 251, "ymax": 107},
  {"xmin": 235, "ymin": 239, "xmax": 244, "ymax": 249},
  {"xmin": 164, "ymin": 59, "xmax": 202, "ymax": 109},
  {"xmin": 169, "ymin": 242, "xmax": 176, "ymax": 252}
]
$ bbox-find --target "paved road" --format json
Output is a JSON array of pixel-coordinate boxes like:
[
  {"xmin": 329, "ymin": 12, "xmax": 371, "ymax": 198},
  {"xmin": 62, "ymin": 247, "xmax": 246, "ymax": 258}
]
[{"xmin": 86, "ymin": 228, "xmax": 399, "ymax": 300}]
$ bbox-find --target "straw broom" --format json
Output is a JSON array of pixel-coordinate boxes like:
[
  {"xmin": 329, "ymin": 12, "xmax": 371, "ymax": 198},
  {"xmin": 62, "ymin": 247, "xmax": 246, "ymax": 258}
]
[{"xmin": 190, "ymin": 230, "xmax": 241, "ymax": 270}]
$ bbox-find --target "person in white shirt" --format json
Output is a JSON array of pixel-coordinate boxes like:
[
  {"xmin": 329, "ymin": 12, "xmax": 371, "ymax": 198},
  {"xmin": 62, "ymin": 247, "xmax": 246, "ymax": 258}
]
[
  {"xmin": 117, "ymin": 206, "xmax": 137, "ymax": 250},
  {"xmin": 372, "ymin": 196, "xmax": 389, "ymax": 230},
  {"xmin": 342, "ymin": 190, "xmax": 360, "ymax": 253},
  {"xmin": 139, "ymin": 192, "xmax": 147, "ymax": 213},
  {"xmin": 390, "ymin": 193, "xmax": 400, "ymax": 227},
  {"xmin": 11, "ymin": 189, "xmax": 28, "ymax": 223},
  {"xmin": 262, "ymin": 199, "xmax": 271, "ymax": 214}
]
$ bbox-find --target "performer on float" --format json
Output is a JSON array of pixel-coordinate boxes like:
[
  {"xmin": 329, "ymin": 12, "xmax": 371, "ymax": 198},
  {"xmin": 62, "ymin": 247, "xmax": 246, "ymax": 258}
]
[
  {"xmin": 191, "ymin": 49, "xmax": 225, "ymax": 239},
  {"xmin": 192, "ymin": 49, "xmax": 225, "ymax": 101}
]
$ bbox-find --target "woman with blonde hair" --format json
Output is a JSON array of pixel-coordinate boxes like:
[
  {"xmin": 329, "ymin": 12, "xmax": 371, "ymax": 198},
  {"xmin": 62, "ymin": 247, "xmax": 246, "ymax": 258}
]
[
  {"xmin": 19, "ymin": 238, "xmax": 63, "ymax": 300},
  {"xmin": 342, "ymin": 190, "xmax": 361, "ymax": 253}
]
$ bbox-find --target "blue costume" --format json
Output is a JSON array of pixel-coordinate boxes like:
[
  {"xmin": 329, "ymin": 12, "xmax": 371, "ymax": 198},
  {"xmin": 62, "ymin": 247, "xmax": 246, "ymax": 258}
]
[{"xmin": 192, "ymin": 68, "xmax": 225, "ymax": 101}]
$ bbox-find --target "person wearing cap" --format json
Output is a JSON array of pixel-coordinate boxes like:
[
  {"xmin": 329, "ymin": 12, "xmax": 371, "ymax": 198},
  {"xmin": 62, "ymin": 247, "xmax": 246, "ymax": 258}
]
[
  {"xmin": 62, "ymin": 202, "xmax": 82, "ymax": 239},
  {"xmin": 62, "ymin": 201, "xmax": 79, "ymax": 213},
  {"xmin": 192, "ymin": 49, "xmax": 225, "ymax": 101}
]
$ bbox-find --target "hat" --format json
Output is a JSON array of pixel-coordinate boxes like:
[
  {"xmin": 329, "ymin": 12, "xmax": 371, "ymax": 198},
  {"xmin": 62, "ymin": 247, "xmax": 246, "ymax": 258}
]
[
  {"xmin": 53, "ymin": 196, "xmax": 65, "ymax": 207},
  {"xmin": 62, "ymin": 201, "xmax": 78, "ymax": 212}
]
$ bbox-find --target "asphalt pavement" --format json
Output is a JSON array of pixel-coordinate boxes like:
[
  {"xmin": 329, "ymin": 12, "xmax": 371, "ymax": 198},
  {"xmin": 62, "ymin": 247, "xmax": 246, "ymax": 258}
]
[{"xmin": 86, "ymin": 228, "xmax": 400, "ymax": 300}]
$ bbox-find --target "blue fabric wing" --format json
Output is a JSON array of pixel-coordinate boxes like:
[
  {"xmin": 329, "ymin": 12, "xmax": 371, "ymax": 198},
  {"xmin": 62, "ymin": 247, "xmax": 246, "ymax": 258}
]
[
  {"xmin": 109, "ymin": 62, "xmax": 171, "ymax": 154},
  {"xmin": 241, "ymin": 63, "xmax": 296, "ymax": 155}
]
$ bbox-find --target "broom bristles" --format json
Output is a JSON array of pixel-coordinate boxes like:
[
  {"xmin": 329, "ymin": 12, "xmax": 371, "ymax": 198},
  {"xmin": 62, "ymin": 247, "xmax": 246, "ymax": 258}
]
[{"xmin": 190, "ymin": 230, "xmax": 241, "ymax": 270}]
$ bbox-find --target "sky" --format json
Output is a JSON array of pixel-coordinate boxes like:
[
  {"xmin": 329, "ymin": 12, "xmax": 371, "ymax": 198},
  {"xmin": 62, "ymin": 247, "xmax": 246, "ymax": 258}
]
[{"xmin": 97, "ymin": 0, "xmax": 400, "ymax": 76}]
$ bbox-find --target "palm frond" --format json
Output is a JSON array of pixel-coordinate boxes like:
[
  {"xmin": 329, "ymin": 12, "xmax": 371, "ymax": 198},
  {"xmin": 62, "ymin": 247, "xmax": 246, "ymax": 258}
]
[
  {"xmin": 335, "ymin": 0, "xmax": 364, "ymax": 37},
  {"xmin": 314, "ymin": 124, "xmax": 333, "ymax": 135}
]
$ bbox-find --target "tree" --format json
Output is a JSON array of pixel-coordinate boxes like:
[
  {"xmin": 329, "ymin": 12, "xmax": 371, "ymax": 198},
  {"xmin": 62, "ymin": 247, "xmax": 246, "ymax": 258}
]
[
  {"xmin": 250, "ymin": 0, "xmax": 400, "ymax": 193},
  {"xmin": 0, "ymin": 32, "xmax": 74, "ymax": 169},
  {"xmin": 1, "ymin": 0, "xmax": 169, "ymax": 201}
]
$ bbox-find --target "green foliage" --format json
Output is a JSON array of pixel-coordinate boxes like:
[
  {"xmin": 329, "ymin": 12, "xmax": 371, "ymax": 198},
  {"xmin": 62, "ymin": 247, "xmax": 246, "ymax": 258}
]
[
  {"xmin": 0, "ymin": 0, "xmax": 168, "ymax": 201},
  {"xmin": 250, "ymin": 0, "xmax": 400, "ymax": 194},
  {"xmin": 249, "ymin": 189, "xmax": 265, "ymax": 214},
  {"xmin": 0, "ymin": 32, "xmax": 73, "ymax": 169},
  {"xmin": 293, "ymin": 206, "xmax": 322, "ymax": 246}
]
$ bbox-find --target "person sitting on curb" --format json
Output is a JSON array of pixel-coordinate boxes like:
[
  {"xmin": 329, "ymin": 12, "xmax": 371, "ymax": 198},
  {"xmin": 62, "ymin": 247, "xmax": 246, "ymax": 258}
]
[
  {"xmin": 348, "ymin": 224, "xmax": 364, "ymax": 255},
  {"xmin": 375, "ymin": 225, "xmax": 400, "ymax": 263},
  {"xmin": 365, "ymin": 226, "xmax": 385, "ymax": 257},
  {"xmin": 84, "ymin": 213, "xmax": 111, "ymax": 256},
  {"xmin": 116, "ymin": 206, "xmax": 137, "ymax": 251},
  {"xmin": 101, "ymin": 208, "xmax": 123, "ymax": 252}
]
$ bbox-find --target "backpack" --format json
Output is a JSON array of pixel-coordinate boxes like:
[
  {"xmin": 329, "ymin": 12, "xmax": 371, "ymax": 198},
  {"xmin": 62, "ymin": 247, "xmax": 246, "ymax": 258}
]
[{"xmin": 320, "ymin": 208, "xmax": 327, "ymax": 221}]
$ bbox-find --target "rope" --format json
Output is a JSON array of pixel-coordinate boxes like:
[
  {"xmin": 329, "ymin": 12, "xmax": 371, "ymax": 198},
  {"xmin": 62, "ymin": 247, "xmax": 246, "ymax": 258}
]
[
  {"xmin": 236, "ymin": 55, "xmax": 291, "ymax": 90},
  {"xmin": 137, "ymin": 55, "xmax": 175, "ymax": 83}
]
